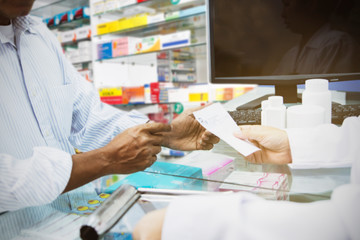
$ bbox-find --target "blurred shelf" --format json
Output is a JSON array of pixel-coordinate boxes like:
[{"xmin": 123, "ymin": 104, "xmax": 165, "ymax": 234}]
[
  {"xmin": 94, "ymin": 12, "xmax": 205, "ymax": 38},
  {"xmin": 31, "ymin": 0, "xmax": 89, "ymax": 19},
  {"xmin": 172, "ymin": 80, "xmax": 196, "ymax": 83},
  {"xmin": 96, "ymin": 42, "xmax": 206, "ymax": 63},
  {"xmin": 111, "ymin": 102, "xmax": 177, "ymax": 106},
  {"xmin": 171, "ymin": 68, "xmax": 195, "ymax": 71},
  {"xmin": 61, "ymin": 37, "xmax": 91, "ymax": 46},
  {"xmin": 92, "ymin": 0, "xmax": 207, "ymax": 94},
  {"xmin": 49, "ymin": 18, "xmax": 90, "ymax": 31},
  {"xmin": 71, "ymin": 60, "xmax": 92, "ymax": 65},
  {"xmin": 157, "ymin": 58, "xmax": 195, "ymax": 62},
  {"xmin": 93, "ymin": 0, "xmax": 160, "ymax": 17},
  {"xmin": 94, "ymin": 0, "xmax": 204, "ymax": 17}
]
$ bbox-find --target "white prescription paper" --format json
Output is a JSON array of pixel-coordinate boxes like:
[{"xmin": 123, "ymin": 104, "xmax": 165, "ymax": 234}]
[{"xmin": 193, "ymin": 103, "xmax": 260, "ymax": 156}]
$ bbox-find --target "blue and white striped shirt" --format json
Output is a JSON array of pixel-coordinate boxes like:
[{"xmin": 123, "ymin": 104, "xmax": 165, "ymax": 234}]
[{"xmin": 0, "ymin": 15, "xmax": 148, "ymax": 239}]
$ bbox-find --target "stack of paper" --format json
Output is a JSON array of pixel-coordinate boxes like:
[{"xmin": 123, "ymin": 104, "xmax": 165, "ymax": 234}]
[
  {"xmin": 175, "ymin": 151, "xmax": 235, "ymax": 190},
  {"xmin": 219, "ymin": 171, "xmax": 289, "ymax": 200}
]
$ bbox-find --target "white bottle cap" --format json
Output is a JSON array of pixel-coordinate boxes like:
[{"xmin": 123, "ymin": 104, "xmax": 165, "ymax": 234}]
[
  {"xmin": 305, "ymin": 79, "xmax": 329, "ymax": 92},
  {"xmin": 268, "ymin": 96, "xmax": 283, "ymax": 107}
]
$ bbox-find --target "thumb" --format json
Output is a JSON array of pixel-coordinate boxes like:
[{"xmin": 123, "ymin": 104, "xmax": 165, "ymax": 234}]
[{"xmin": 234, "ymin": 125, "xmax": 264, "ymax": 142}]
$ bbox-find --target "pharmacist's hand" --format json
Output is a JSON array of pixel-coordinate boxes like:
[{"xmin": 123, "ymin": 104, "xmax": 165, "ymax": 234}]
[
  {"xmin": 162, "ymin": 105, "xmax": 220, "ymax": 151},
  {"xmin": 103, "ymin": 122, "xmax": 171, "ymax": 174},
  {"xmin": 234, "ymin": 125, "xmax": 292, "ymax": 164},
  {"xmin": 133, "ymin": 208, "xmax": 167, "ymax": 240}
]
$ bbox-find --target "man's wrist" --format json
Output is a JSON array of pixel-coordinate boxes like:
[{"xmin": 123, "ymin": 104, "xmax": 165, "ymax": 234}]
[
  {"xmin": 64, "ymin": 147, "xmax": 110, "ymax": 192},
  {"xmin": 94, "ymin": 147, "xmax": 112, "ymax": 176}
]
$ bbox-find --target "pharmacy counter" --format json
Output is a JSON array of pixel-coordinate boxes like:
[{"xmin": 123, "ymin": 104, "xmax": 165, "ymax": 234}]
[{"xmin": 14, "ymin": 141, "xmax": 351, "ymax": 239}]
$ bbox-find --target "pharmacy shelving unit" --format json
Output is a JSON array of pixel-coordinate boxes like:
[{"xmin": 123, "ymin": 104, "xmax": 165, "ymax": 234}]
[
  {"xmin": 90, "ymin": 0, "xmax": 208, "ymax": 107},
  {"xmin": 31, "ymin": 0, "xmax": 94, "ymax": 82}
]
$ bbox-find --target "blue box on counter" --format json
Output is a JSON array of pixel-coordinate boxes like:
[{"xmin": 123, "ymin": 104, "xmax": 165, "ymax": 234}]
[{"xmin": 105, "ymin": 161, "xmax": 204, "ymax": 193}]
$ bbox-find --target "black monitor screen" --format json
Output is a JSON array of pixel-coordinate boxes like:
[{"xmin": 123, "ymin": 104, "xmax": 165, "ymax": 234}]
[{"xmin": 207, "ymin": 0, "xmax": 360, "ymax": 87}]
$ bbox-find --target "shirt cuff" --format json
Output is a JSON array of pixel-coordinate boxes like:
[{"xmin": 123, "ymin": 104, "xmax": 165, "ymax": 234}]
[
  {"xmin": 13, "ymin": 147, "xmax": 72, "ymax": 209},
  {"xmin": 286, "ymin": 127, "xmax": 352, "ymax": 169}
]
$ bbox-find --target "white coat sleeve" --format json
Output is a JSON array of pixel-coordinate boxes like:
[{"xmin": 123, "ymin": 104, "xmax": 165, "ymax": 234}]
[
  {"xmin": 0, "ymin": 147, "xmax": 72, "ymax": 212},
  {"xmin": 162, "ymin": 116, "xmax": 360, "ymax": 240},
  {"xmin": 162, "ymin": 185, "xmax": 360, "ymax": 240},
  {"xmin": 286, "ymin": 116, "xmax": 360, "ymax": 169}
]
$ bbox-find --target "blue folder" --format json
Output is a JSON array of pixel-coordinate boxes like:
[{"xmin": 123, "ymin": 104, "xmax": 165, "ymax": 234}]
[{"xmin": 105, "ymin": 161, "xmax": 204, "ymax": 193}]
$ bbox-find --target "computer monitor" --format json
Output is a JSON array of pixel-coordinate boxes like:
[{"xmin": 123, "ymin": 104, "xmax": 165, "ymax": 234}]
[{"xmin": 207, "ymin": 0, "xmax": 360, "ymax": 102}]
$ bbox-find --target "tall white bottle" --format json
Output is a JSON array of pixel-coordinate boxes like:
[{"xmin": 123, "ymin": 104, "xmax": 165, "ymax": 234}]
[
  {"xmin": 266, "ymin": 96, "xmax": 286, "ymax": 129},
  {"xmin": 302, "ymin": 79, "xmax": 331, "ymax": 123}
]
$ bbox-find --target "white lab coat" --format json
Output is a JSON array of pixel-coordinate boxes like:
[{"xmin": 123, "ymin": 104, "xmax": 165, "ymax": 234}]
[{"xmin": 162, "ymin": 116, "xmax": 360, "ymax": 240}]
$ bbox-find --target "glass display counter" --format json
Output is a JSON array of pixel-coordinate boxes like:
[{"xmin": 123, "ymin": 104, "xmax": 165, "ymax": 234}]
[{"xmin": 19, "ymin": 145, "xmax": 351, "ymax": 239}]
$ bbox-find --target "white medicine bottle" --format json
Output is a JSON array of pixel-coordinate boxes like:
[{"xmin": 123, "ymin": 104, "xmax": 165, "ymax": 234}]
[
  {"xmin": 266, "ymin": 96, "xmax": 286, "ymax": 129},
  {"xmin": 302, "ymin": 79, "xmax": 331, "ymax": 123}
]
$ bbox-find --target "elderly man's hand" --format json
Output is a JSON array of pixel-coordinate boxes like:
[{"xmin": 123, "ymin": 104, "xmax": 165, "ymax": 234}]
[
  {"xmin": 162, "ymin": 105, "xmax": 220, "ymax": 151},
  {"xmin": 102, "ymin": 122, "xmax": 172, "ymax": 174}
]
